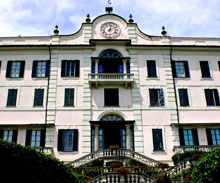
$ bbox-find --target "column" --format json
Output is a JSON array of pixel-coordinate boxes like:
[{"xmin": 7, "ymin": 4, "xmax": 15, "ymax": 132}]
[
  {"xmin": 126, "ymin": 125, "xmax": 131, "ymax": 150},
  {"xmin": 94, "ymin": 125, "xmax": 99, "ymax": 151},
  {"xmin": 95, "ymin": 59, "xmax": 99, "ymax": 79},
  {"xmin": 123, "ymin": 59, "xmax": 127, "ymax": 80}
]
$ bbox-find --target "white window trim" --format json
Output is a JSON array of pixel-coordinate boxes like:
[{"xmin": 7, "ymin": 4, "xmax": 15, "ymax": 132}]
[
  {"xmin": 149, "ymin": 126, "xmax": 167, "ymax": 153},
  {"xmin": 203, "ymin": 87, "xmax": 220, "ymax": 107},
  {"xmin": 147, "ymin": 86, "xmax": 166, "ymax": 108},
  {"xmin": 6, "ymin": 87, "xmax": 20, "ymax": 107},
  {"xmin": 173, "ymin": 60, "xmax": 191, "ymax": 79},
  {"xmin": 176, "ymin": 87, "xmax": 191, "ymax": 108},
  {"xmin": 62, "ymin": 86, "xmax": 77, "ymax": 107},
  {"xmin": 32, "ymin": 87, "xmax": 46, "ymax": 107},
  {"xmin": 145, "ymin": 59, "xmax": 160, "ymax": 80}
]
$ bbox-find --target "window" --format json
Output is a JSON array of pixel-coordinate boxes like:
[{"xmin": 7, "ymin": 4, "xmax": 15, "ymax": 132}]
[
  {"xmin": 178, "ymin": 89, "xmax": 189, "ymax": 106},
  {"xmin": 25, "ymin": 129, "xmax": 45, "ymax": 147},
  {"xmin": 0, "ymin": 130, "xmax": 18, "ymax": 143},
  {"xmin": 58, "ymin": 129, "xmax": 78, "ymax": 152},
  {"xmin": 172, "ymin": 61, "xmax": 190, "ymax": 78},
  {"xmin": 218, "ymin": 61, "xmax": 220, "ymax": 71},
  {"xmin": 149, "ymin": 89, "xmax": 164, "ymax": 106},
  {"xmin": 32, "ymin": 61, "xmax": 50, "ymax": 78},
  {"xmin": 204, "ymin": 89, "xmax": 220, "ymax": 106},
  {"xmin": 34, "ymin": 89, "xmax": 44, "ymax": 106},
  {"xmin": 64, "ymin": 88, "xmax": 74, "ymax": 106},
  {"xmin": 7, "ymin": 89, "xmax": 17, "ymax": 106},
  {"xmin": 6, "ymin": 61, "xmax": 25, "ymax": 78},
  {"xmin": 104, "ymin": 88, "xmax": 119, "ymax": 106},
  {"xmin": 61, "ymin": 60, "xmax": 80, "ymax": 77},
  {"xmin": 179, "ymin": 129, "xmax": 199, "ymax": 146},
  {"xmin": 206, "ymin": 129, "xmax": 220, "ymax": 145},
  {"xmin": 147, "ymin": 60, "xmax": 157, "ymax": 77},
  {"xmin": 152, "ymin": 129, "xmax": 164, "ymax": 151},
  {"xmin": 200, "ymin": 61, "xmax": 211, "ymax": 78}
]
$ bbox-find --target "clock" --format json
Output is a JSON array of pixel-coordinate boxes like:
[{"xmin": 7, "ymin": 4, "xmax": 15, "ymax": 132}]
[{"xmin": 100, "ymin": 22, "xmax": 121, "ymax": 38}]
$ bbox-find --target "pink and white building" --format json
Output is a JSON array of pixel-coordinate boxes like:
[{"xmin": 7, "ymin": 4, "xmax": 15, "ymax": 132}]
[{"xmin": 0, "ymin": 9, "xmax": 220, "ymax": 164}]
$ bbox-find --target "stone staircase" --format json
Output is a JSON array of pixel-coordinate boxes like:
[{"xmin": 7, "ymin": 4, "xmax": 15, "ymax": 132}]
[{"xmin": 69, "ymin": 149, "xmax": 159, "ymax": 168}]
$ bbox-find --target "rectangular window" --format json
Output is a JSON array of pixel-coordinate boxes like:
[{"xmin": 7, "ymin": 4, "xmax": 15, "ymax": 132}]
[
  {"xmin": 1, "ymin": 130, "xmax": 17, "ymax": 143},
  {"xmin": 152, "ymin": 129, "xmax": 164, "ymax": 151},
  {"xmin": 149, "ymin": 89, "xmax": 164, "ymax": 106},
  {"xmin": 7, "ymin": 89, "xmax": 17, "ymax": 106},
  {"xmin": 32, "ymin": 61, "xmax": 50, "ymax": 78},
  {"xmin": 147, "ymin": 60, "xmax": 157, "ymax": 77},
  {"xmin": 179, "ymin": 129, "xmax": 199, "ymax": 146},
  {"xmin": 178, "ymin": 89, "xmax": 189, "ymax": 106},
  {"xmin": 31, "ymin": 130, "xmax": 41, "ymax": 147},
  {"xmin": 200, "ymin": 61, "xmax": 211, "ymax": 78},
  {"xmin": 104, "ymin": 88, "xmax": 119, "ymax": 106},
  {"xmin": 172, "ymin": 61, "xmax": 190, "ymax": 78},
  {"xmin": 58, "ymin": 129, "xmax": 78, "ymax": 152},
  {"xmin": 61, "ymin": 60, "xmax": 80, "ymax": 77},
  {"xmin": 218, "ymin": 61, "xmax": 220, "ymax": 71},
  {"xmin": 64, "ymin": 88, "xmax": 74, "ymax": 106},
  {"xmin": 205, "ymin": 89, "xmax": 220, "ymax": 106},
  {"xmin": 25, "ymin": 129, "xmax": 45, "ymax": 147},
  {"xmin": 34, "ymin": 89, "xmax": 44, "ymax": 106},
  {"xmin": 206, "ymin": 129, "xmax": 220, "ymax": 145},
  {"xmin": 6, "ymin": 61, "xmax": 25, "ymax": 78}
]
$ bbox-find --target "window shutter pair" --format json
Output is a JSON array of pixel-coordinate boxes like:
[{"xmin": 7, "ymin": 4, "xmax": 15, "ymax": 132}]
[
  {"xmin": 61, "ymin": 60, "xmax": 80, "ymax": 77},
  {"xmin": 179, "ymin": 89, "xmax": 189, "ymax": 106},
  {"xmin": 0, "ymin": 130, "xmax": 17, "ymax": 143},
  {"xmin": 172, "ymin": 61, "xmax": 190, "ymax": 77},
  {"xmin": 6, "ymin": 61, "xmax": 25, "ymax": 78},
  {"xmin": 32, "ymin": 61, "xmax": 50, "ymax": 77},
  {"xmin": 7, "ymin": 89, "xmax": 17, "ymax": 106},
  {"xmin": 179, "ymin": 129, "xmax": 199, "ymax": 146},
  {"xmin": 34, "ymin": 89, "xmax": 44, "ymax": 106},
  {"xmin": 57, "ymin": 129, "xmax": 78, "ymax": 151},
  {"xmin": 205, "ymin": 89, "xmax": 220, "ymax": 106},
  {"xmin": 25, "ymin": 129, "xmax": 45, "ymax": 147}
]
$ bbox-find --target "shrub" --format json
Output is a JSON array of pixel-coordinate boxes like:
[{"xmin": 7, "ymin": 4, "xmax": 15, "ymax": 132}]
[
  {"xmin": 170, "ymin": 168, "xmax": 192, "ymax": 183},
  {"xmin": 110, "ymin": 161, "xmax": 123, "ymax": 168},
  {"xmin": 157, "ymin": 162, "xmax": 169, "ymax": 168},
  {"xmin": 0, "ymin": 139, "xmax": 85, "ymax": 183},
  {"xmin": 113, "ymin": 167, "xmax": 131, "ymax": 175},
  {"xmin": 192, "ymin": 147, "xmax": 220, "ymax": 183},
  {"xmin": 172, "ymin": 150, "xmax": 207, "ymax": 165}
]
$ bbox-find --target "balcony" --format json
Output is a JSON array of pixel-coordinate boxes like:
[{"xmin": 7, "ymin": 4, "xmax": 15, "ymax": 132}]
[
  {"xmin": 35, "ymin": 147, "xmax": 53, "ymax": 154},
  {"xmin": 88, "ymin": 73, "xmax": 134, "ymax": 88},
  {"xmin": 173, "ymin": 145, "xmax": 219, "ymax": 153}
]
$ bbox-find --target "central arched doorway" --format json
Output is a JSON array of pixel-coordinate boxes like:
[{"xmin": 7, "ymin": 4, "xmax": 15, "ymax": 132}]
[{"xmin": 90, "ymin": 114, "xmax": 134, "ymax": 152}]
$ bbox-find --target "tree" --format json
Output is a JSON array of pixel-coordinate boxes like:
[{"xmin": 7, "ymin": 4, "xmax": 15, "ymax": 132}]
[{"xmin": 192, "ymin": 147, "xmax": 220, "ymax": 183}]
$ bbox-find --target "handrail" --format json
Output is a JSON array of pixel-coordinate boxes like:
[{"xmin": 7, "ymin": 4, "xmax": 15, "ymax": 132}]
[
  {"xmin": 87, "ymin": 172, "xmax": 155, "ymax": 183},
  {"xmin": 164, "ymin": 158, "xmax": 190, "ymax": 176},
  {"xmin": 88, "ymin": 73, "xmax": 134, "ymax": 80},
  {"xmin": 69, "ymin": 149, "xmax": 159, "ymax": 168},
  {"xmin": 174, "ymin": 145, "xmax": 219, "ymax": 153}
]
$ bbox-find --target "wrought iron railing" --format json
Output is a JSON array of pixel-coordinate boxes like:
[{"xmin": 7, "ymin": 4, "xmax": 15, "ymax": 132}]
[
  {"xmin": 173, "ymin": 145, "xmax": 219, "ymax": 153},
  {"xmin": 69, "ymin": 149, "xmax": 159, "ymax": 168}
]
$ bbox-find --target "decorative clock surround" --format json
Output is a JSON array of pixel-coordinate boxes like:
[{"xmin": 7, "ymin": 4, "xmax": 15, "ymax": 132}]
[{"xmin": 100, "ymin": 22, "xmax": 121, "ymax": 38}]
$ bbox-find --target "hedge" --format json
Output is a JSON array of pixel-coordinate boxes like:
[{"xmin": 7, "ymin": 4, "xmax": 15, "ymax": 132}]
[
  {"xmin": 172, "ymin": 150, "xmax": 207, "ymax": 165},
  {"xmin": 0, "ymin": 139, "xmax": 85, "ymax": 183},
  {"xmin": 192, "ymin": 147, "xmax": 220, "ymax": 183}
]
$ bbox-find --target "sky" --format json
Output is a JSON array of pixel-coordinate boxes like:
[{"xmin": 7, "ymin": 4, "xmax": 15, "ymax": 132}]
[{"xmin": 0, "ymin": 0, "xmax": 220, "ymax": 38}]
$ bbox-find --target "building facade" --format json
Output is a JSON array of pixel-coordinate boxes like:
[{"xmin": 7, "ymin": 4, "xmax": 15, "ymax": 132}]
[{"xmin": 0, "ymin": 10, "xmax": 220, "ymax": 164}]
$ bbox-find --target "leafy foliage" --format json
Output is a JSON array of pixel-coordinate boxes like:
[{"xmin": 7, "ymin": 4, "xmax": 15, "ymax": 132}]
[
  {"xmin": 192, "ymin": 147, "xmax": 220, "ymax": 183},
  {"xmin": 0, "ymin": 139, "xmax": 85, "ymax": 183},
  {"xmin": 170, "ymin": 168, "xmax": 193, "ymax": 183},
  {"xmin": 172, "ymin": 150, "xmax": 207, "ymax": 165}
]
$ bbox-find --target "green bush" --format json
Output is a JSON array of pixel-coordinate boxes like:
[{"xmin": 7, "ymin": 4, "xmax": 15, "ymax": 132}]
[
  {"xmin": 170, "ymin": 168, "xmax": 192, "ymax": 183},
  {"xmin": 172, "ymin": 150, "xmax": 206, "ymax": 165},
  {"xmin": 0, "ymin": 139, "xmax": 85, "ymax": 183},
  {"xmin": 192, "ymin": 147, "xmax": 220, "ymax": 183}
]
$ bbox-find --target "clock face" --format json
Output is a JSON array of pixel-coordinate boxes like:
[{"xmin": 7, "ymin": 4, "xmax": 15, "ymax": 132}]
[{"xmin": 100, "ymin": 22, "xmax": 121, "ymax": 38}]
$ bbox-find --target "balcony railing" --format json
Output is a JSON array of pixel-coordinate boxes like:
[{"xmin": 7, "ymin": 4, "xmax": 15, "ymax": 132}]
[
  {"xmin": 35, "ymin": 147, "xmax": 53, "ymax": 154},
  {"xmin": 173, "ymin": 145, "xmax": 219, "ymax": 153},
  {"xmin": 88, "ymin": 73, "xmax": 134, "ymax": 88}
]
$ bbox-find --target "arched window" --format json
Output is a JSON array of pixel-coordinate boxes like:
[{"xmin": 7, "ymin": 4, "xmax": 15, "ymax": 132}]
[
  {"xmin": 99, "ymin": 49, "xmax": 122, "ymax": 58},
  {"xmin": 100, "ymin": 114, "xmax": 124, "ymax": 121}
]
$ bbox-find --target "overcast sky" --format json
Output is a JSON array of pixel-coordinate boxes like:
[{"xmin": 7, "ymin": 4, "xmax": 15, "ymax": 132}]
[{"xmin": 0, "ymin": 0, "xmax": 220, "ymax": 38}]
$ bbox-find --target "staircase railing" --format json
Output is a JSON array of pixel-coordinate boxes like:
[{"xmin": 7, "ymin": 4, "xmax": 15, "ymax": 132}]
[
  {"xmin": 87, "ymin": 172, "xmax": 155, "ymax": 183},
  {"xmin": 164, "ymin": 158, "xmax": 190, "ymax": 177},
  {"xmin": 69, "ymin": 149, "xmax": 159, "ymax": 168}
]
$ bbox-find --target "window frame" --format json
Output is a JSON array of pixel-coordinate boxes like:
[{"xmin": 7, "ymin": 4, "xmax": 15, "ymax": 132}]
[
  {"xmin": 152, "ymin": 129, "xmax": 164, "ymax": 151},
  {"xmin": 172, "ymin": 60, "xmax": 190, "ymax": 78},
  {"xmin": 104, "ymin": 88, "xmax": 120, "ymax": 107},
  {"xmin": 7, "ymin": 89, "xmax": 18, "ymax": 107},
  {"xmin": 179, "ymin": 128, "xmax": 199, "ymax": 146},
  {"xmin": 64, "ymin": 88, "xmax": 75, "ymax": 106},
  {"xmin": 178, "ymin": 88, "xmax": 190, "ymax": 107},
  {"xmin": 149, "ymin": 88, "xmax": 165, "ymax": 107},
  {"xmin": 204, "ymin": 88, "xmax": 220, "ymax": 106},
  {"xmin": 6, "ymin": 61, "xmax": 25, "ymax": 78},
  {"xmin": 61, "ymin": 60, "xmax": 80, "ymax": 78},
  {"xmin": 199, "ymin": 60, "xmax": 212, "ymax": 78},
  {"xmin": 146, "ymin": 60, "xmax": 157, "ymax": 78},
  {"xmin": 207, "ymin": 128, "xmax": 220, "ymax": 145},
  {"xmin": 33, "ymin": 88, "xmax": 44, "ymax": 106}
]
